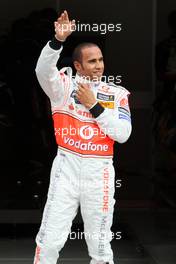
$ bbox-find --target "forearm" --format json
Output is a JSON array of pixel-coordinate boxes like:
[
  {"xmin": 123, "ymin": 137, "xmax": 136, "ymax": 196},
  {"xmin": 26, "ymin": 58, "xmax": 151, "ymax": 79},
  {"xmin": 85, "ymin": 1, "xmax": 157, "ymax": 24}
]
[
  {"xmin": 49, "ymin": 36, "xmax": 63, "ymax": 50},
  {"xmin": 35, "ymin": 38, "xmax": 65, "ymax": 101},
  {"xmin": 36, "ymin": 38, "xmax": 63, "ymax": 78},
  {"xmin": 96, "ymin": 110, "xmax": 132, "ymax": 143},
  {"xmin": 90, "ymin": 103, "xmax": 132, "ymax": 143}
]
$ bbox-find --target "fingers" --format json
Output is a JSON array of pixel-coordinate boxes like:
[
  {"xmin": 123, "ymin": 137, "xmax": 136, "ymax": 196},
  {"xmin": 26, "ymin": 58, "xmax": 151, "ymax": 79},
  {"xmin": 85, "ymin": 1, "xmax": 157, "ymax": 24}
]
[
  {"xmin": 56, "ymin": 13, "xmax": 63, "ymax": 22},
  {"xmin": 76, "ymin": 87, "xmax": 83, "ymax": 99},
  {"xmin": 57, "ymin": 12, "xmax": 63, "ymax": 22},
  {"xmin": 76, "ymin": 90, "xmax": 81, "ymax": 96},
  {"xmin": 57, "ymin": 10, "xmax": 69, "ymax": 22},
  {"xmin": 56, "ymin": 10, "xmax": 76, "ymax": 33},
  {"xmin": 71, "ymin": 19, "xmax": 76, "ymax": 31},
  {"xmin": 77, "ymin": 86, "xmax": 84, "ymax": 94},
  {"xmin": 64, "ymin": 10, "xmax": 69, "ymax": 21},
  {"xmin": 61, "ymin": 12, "xmax": 64, "ymax": 19},
  {"xmin": 78, "ymin": 83, "xmax": 90, "ymax": 89},
  {"xmin": 76, "ymin": 83, "xmax": 91, "ymax": 99}
]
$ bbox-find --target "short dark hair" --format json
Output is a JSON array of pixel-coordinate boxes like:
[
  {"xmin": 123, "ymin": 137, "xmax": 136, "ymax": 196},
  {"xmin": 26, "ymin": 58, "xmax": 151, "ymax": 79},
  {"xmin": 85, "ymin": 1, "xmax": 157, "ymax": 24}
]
[{"xmin": 72, "ymin": 42, "xmax": 100, "ymax": 63}]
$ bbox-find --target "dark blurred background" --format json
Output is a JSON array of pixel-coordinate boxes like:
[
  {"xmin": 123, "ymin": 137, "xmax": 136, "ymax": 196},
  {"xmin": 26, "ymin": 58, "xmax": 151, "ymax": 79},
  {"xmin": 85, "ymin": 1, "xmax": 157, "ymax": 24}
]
[{"xmin": 0, "ymin": 0, "xmax": 176, "ymax": 263}]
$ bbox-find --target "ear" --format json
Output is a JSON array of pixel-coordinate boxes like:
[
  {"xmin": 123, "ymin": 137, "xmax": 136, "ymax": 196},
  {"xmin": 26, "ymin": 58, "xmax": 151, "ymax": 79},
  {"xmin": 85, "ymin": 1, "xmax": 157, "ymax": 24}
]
[{"xmin": 73, "ymin": 61, "xmax": 82, "ymax": 72}]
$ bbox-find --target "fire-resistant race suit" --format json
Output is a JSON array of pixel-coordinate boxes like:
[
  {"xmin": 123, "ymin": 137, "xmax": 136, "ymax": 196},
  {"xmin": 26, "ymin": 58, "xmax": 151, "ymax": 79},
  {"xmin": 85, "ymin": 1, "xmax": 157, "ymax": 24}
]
[{"xmin": 33, "ymin": 38, "xmax": 132, "ymax": 264}]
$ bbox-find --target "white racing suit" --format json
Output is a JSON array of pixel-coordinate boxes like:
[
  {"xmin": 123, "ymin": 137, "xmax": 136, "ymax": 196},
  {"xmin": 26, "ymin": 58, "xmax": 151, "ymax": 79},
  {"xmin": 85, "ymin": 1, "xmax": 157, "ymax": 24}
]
[{"xmin": 33, "ymin": 41, "xmax": 132, "ymax": 264}]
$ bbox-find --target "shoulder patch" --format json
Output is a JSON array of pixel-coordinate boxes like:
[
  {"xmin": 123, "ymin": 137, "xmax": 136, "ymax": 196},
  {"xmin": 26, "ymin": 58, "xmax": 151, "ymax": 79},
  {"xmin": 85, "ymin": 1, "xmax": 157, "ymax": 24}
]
[
  {"xmin": 108, "ymin": 82, "xmax": 118, "ymax": 88},
  {"xmin": 108, "ymin": 83, "xmax": 130, "ymax": 93}
]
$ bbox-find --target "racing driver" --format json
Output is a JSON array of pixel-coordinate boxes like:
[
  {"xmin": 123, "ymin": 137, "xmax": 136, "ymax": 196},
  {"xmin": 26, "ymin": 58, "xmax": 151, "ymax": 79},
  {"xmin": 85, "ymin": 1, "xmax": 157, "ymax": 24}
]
[{"xmin": 33, "ymin": 10, "xmax": 132, "ymax": 264}]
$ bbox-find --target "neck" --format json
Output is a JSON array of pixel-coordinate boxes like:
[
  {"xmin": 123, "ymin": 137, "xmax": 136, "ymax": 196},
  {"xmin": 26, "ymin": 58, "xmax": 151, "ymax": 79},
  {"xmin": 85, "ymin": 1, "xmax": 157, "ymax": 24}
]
[{"xmin": 76, "ymin": 73, "xmax": 101, "ymax": 84}]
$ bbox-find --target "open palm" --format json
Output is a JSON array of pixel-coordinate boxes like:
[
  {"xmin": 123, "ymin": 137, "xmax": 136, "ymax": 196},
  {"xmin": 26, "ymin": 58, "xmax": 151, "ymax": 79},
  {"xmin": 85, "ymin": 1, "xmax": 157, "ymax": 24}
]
[{"xmin": 54, "ymin": 10, "xmax": 75, "ymax": 41}]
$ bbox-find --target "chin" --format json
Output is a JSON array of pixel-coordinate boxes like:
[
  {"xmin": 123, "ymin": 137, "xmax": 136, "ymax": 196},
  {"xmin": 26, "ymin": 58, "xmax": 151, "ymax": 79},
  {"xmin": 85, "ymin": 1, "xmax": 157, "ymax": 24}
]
[{"xmin": 92, "ymin": 74, "xmax": 103, "ymax": 81}]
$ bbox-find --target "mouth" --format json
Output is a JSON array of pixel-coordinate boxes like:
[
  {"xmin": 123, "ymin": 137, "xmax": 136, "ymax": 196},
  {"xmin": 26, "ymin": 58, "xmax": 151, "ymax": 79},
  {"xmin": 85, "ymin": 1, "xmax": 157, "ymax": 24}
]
[{"xmin": 93, "ymin": 71, "xmax": 103, "ymax": 74}]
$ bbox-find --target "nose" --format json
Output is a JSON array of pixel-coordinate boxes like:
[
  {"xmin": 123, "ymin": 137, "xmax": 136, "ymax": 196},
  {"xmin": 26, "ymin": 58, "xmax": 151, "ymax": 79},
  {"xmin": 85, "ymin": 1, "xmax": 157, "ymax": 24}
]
[{"xmin": 95, "ymin": 60, "xmax": 102, "ymax": 69}]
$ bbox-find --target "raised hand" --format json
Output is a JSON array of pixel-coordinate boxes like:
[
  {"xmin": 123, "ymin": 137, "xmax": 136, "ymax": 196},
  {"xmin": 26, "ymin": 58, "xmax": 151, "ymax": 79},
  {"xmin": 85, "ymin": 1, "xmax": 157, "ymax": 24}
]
[{"xmin": 54, "ymin": 10, "xmax": 75, "ymax": 42}]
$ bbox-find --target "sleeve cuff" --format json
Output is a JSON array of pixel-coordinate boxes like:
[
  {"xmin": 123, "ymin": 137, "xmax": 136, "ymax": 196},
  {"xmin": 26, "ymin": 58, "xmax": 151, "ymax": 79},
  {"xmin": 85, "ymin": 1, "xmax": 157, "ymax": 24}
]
[
  {"xmin": 89, "ymin": 102, "xmax": 105, "ymax": 118},
  {"xmin": 49, "ymin": 36, "xmax": 63, "ymax": 50},
  {"xmin": 89, "ymin": 101, "xmax": 97, "ymax": 110}
]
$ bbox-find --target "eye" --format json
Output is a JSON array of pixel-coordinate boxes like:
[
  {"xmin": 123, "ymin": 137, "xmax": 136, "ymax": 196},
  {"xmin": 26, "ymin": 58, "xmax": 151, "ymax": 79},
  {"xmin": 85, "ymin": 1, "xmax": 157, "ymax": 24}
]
[{"xmin": 89, "ymin": 59, "xmax": 96, "ymax": 63}]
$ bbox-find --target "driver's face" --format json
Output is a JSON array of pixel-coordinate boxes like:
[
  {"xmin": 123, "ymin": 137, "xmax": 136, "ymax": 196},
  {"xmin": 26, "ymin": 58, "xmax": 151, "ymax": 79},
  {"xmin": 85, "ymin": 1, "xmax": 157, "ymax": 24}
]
[{"xmin": 75, "ymin": 46, "xmax": 104, "ymax": 81}]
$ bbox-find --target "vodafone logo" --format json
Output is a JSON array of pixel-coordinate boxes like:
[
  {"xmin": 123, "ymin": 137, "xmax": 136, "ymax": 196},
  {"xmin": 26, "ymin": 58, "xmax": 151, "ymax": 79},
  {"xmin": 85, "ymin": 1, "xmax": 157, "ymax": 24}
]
[
  {"xmin": 64, "ymin": 137, "xmax": 109, "ymax": 152},
  {"xmin": 79, "ymin": 125, "xmax": 94, "ymax": 140}
]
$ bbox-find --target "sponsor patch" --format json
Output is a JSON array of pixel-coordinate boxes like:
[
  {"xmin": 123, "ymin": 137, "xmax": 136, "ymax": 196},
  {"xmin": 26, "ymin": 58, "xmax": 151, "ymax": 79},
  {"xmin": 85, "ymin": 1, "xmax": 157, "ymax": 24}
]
[
  {"xmin": 70, "ymin": 90, "xmax": 81, "ymax": 104},
  {"xmin": 98, "ymin": 86, "xmax": 115, "ymax": 94},
  {"xmin": 97, "ymin": 93, "xmax": 115, "ymax": 101},
  {"xmin": 118, "ymin": 107, "xmax": 130, "ymax": 116},
  {"xmin": 119, "ymin": 113, "xmax": 131, "ymax": 122},
  {"xmin": 99, "ymin": 101, "xmax": 115, "ymax": 109},
  {"xmin": 120, "ymin": 97, "xmax": 128, "ymax": 107}
]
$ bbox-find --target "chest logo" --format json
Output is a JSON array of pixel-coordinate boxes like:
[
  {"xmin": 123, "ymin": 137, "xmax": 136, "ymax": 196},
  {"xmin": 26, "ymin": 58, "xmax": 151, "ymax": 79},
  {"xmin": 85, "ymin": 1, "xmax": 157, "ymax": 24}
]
[
  {"xmin": 99, "ymin": 101, "xmax": 114, "ymax": 109},
  {"xmin": 97, "ymin": 93, "xmax": 115, "ymax": 101},
  {"xmin": 80, "ymin": 126, "xmax": 94, "ymax": 140},
  {"xmin": 68, "ymin": 103, "xmax": 92, "ymax": 118}
]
